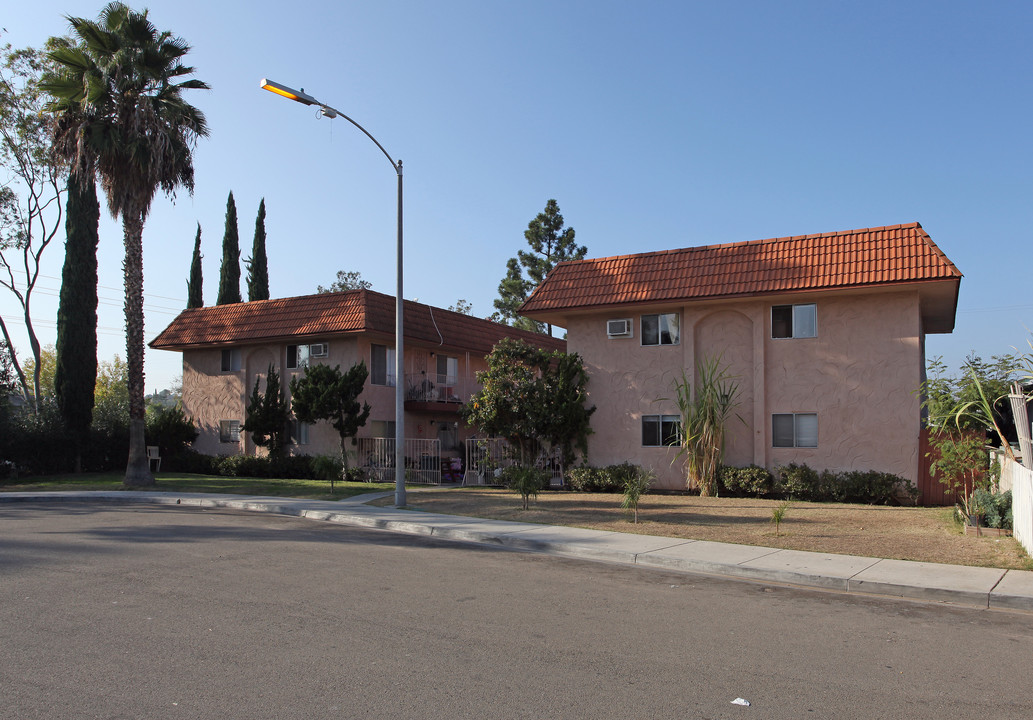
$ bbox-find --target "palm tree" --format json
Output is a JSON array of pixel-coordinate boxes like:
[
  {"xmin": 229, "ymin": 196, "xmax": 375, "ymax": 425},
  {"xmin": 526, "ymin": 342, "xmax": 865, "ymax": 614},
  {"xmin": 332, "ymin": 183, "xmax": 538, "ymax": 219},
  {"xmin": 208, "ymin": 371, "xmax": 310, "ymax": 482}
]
[{"xmin": 42, "ymin": 2, "xmax": 209, "ymax": 485}]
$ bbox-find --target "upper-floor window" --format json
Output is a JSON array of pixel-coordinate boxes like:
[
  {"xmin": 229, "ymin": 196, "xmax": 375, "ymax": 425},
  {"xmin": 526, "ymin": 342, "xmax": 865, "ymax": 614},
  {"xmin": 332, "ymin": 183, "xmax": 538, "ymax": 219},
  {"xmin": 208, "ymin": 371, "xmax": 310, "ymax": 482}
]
[
  {"xmin": 771, "ymin": 304, "xmax": 816, "ymax": 339},
  {"xmin": 772, "ymin": 413, "xmax": 818, "ymax": 448},
  {"xmin": 642, "ymin": 313, "xmax": 680, "ymax": 346},
  {"xmin": 642, "ymin": 414, "xmax": 681, "ymax": 447},
  {"xmin": 436, "ymin": 355, "xmax": 458, "ymax": 386},
  {"xmin": 221, "ymin": 348, "xmax": 241, "ymax": 372},
  {"xmin": 371, "ymin": 344, "xmax": 396, "ymax": 386},
  {"xmin": 287, "ymin": 344, "xmax": 310, "ymax": 370}
]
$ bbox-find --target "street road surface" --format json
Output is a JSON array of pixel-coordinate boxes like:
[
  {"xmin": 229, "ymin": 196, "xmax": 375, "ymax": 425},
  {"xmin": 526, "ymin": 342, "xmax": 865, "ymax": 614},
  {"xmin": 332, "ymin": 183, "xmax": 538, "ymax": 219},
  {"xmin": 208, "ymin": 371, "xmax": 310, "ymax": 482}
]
[{"xmin": 1, "ymin": 502, "xmax": 1031, "ymax": 719}]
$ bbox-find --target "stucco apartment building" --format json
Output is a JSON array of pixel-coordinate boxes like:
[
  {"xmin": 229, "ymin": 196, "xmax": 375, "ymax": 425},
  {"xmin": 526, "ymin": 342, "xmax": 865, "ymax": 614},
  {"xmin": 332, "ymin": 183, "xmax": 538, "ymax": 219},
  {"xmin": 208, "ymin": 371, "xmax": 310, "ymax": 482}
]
[
  {"xmin": 520, "ymin": 222, "xmax": 962, "ymax": 491},
  {"xmin": 150, "ymin": 289, "xmax": 565, "ymax": 464}
]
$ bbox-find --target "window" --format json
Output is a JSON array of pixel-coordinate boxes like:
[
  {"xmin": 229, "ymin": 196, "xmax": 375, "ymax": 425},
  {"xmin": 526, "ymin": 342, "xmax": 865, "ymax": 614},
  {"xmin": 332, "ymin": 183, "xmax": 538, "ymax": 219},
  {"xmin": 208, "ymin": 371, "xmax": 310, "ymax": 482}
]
[
  {"xmin": 436, "ymin": 355, "xmax": 458, "ymax": 385},
  {"xmin": 771, "ymin": 304, "xmax": 816, "ymax": 339},
  {"xmin": 772, "ymin": 413, "xmax": 818, "ymax": 448},
  {"xmin": 371, "ymin": 344, "xmax": 396, "ymax": 386},
  {"xmin": 287, "ymin": 344, "xmax": 310, "ymax": 370},
  {"xmin": 642, "ymin": 415, "xmax": 681, "ymax": 447},
  {"xmin": 641, "ymin": 313, "xmax": 680, "ymax": 346},
  {"xmin": 219, "ymin": 420, "xmax": 240, "ymax": 443},
  {"xmin": 221, "ymin": 348, "xmax": 241, "ymax": 372},
  {"xmin": 370, "ymin": 420, "xmax": 396, "ymax": 438},
  {"xmin": 290, "ymin": 419, "xmax": 310, "ymax": 445}
]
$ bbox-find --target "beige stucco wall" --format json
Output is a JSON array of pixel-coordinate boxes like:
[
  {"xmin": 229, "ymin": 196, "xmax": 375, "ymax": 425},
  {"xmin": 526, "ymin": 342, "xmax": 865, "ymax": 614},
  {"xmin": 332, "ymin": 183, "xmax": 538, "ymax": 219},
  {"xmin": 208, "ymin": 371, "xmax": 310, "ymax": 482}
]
[{"xmin": 567, "ymin": 290, "xmax": 923, "ymax": 490}]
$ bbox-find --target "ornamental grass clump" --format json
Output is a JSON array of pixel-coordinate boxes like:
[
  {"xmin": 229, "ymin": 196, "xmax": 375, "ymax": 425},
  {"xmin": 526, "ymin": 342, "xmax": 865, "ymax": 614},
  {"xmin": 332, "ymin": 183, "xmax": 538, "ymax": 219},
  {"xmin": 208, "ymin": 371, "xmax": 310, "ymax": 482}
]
[
  {"xmin": 620, "ymin": 466, "xmax": 655, "ymax": 523},
  {"xmin": 672, "ymin": 357, "xmax": 741, "ymax": 496}
]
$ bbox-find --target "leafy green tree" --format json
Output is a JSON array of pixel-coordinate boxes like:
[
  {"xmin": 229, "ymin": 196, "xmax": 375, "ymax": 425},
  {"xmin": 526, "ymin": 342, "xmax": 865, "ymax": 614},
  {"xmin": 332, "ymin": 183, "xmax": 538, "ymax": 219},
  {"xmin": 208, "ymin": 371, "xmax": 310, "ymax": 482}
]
[
  {"xmin": 242, "ymin": 364, "xmax": 290, "ymax": 457},
  {"xmin": 448, "ymin": 299, "xmax": 473, "ymax": 315},
  {"xmin": 464, "ymin": 338, "xmax": 594, "ymax": 468},
  {"xmin": 246, "ymin": 198, "xmax": 269, "ymax": 301},
  {"xmin": 186, "ymin": 223, "xmax": 203, "ymax": 308},
  {"xmin": 317, "ymin": 270, "xmax": 371, "ymax": 294},
  {"xmin": 217, "ymin": 191, "xmax": 241, "ymax": 304},
  {"xmin": 493, "ymin": 199, "xmax": 586, "ymax": 335},
  {"xmin": 923, "ymin": 355, "xmax": 1017, "ymax": 443},
  {"xmin": 289, "ymin": 362, "xmax": 371, "ymax": 467},
  {"xmin": 0, "ymin": 40, "xmax": 66, "ymax": 409},
  {"xmin": 43, "ymin": 1, "xmax": 210, "ymax": 486},
  {"xmin": 54, "ymin": 169, "xmax": 100, "ymax": 470}
]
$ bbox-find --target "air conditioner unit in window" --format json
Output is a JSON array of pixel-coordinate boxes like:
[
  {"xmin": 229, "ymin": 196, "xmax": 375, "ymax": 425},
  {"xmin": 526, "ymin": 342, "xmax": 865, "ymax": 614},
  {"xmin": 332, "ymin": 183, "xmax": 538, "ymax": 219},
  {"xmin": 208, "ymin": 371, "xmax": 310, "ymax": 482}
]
[
  {"xmin": 607, "ymin": 319, "xmax": 632, "ymax": 338},
  {"xmin": 309, "ymin": 343, "xmax": 329, "ymax": 358}
]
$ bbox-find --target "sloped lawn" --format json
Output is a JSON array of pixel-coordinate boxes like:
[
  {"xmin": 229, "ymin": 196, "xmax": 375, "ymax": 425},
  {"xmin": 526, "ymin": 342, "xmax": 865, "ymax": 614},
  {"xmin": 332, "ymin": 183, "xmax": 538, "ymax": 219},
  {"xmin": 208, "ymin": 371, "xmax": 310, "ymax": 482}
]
[{"xmin": 388, "ymin": 488, "xmax": 1033, "ymax": 571}]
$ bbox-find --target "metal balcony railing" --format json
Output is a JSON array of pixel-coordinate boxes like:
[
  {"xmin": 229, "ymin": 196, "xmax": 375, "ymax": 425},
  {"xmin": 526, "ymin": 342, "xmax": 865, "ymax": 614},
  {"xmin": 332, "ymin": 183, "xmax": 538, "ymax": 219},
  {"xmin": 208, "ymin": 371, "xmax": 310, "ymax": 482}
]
[{"xmin": 404, "ymin": 373, "xmax": 479, "ymax": 405}]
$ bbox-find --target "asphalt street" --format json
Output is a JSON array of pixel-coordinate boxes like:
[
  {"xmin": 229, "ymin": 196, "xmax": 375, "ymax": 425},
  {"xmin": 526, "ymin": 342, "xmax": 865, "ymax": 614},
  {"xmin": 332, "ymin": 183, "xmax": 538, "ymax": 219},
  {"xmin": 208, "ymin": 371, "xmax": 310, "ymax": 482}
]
[{"xmin": 2, "ymin": 502, "xmax": 1031, "ymax": 719}]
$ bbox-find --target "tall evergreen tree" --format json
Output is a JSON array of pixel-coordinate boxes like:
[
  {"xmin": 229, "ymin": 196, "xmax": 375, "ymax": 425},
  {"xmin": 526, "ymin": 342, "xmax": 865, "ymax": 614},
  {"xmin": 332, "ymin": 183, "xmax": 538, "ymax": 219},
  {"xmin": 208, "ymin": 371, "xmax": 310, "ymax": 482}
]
[
  {"xmin": 217, "ymin": 191, "xmax": 241, "ymax": 305},
  {"xmin": 186, "ymin": 223, "xmax": 203, "ymax": 308},
  {"xmin": 242, "ymin": 364, "xmax": 290, "ymax": 457},
  {"xmin": 54, "ymin": 168, "xmax": 100, "ymax": 471},
  {"xmin": 493, "ymin": 199, "xmax": 586, "ymax": 335},
  {"xmin": 43, "ymin": 2, "xmax": 210, "ymax": 486},
  {"xmin": 246, "ymin": 198, "xmax": 269, "ymax": 301}
]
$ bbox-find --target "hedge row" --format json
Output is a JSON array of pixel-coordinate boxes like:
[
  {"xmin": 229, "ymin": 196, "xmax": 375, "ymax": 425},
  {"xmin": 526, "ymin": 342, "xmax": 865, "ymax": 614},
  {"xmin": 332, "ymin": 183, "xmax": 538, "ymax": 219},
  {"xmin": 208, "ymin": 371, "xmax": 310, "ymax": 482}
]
[{"xmin": 720, "ymin": 463, "xmax": 918, "ymax": 504}]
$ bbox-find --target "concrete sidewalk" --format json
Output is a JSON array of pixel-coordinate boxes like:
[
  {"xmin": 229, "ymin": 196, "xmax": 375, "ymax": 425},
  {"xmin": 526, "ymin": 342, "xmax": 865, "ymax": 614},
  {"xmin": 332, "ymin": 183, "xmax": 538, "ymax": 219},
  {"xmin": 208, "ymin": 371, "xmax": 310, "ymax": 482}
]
[{"xmin": 4, "ymin": 490, "xmax": 1032, "ymax": 613}]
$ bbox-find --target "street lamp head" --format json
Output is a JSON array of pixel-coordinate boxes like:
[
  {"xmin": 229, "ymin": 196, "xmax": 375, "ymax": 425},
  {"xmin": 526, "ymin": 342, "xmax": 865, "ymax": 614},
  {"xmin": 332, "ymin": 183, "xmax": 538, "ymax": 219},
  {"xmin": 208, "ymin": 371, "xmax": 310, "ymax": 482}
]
[{"xmin": 260, "ymin": 78, "xmax": 318, "ymax": 106}]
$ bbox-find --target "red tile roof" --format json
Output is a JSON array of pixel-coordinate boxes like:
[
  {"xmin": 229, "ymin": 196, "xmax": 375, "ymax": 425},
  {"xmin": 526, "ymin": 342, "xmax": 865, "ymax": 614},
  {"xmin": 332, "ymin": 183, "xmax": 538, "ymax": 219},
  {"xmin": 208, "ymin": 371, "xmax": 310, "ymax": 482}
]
[
  {"xmin": 150, "ymin": 289, "xmax": 567, "ymax": 355},
  {"xmin": 520, "ymin": 222, "xmax": 962, "ymax": 314}
]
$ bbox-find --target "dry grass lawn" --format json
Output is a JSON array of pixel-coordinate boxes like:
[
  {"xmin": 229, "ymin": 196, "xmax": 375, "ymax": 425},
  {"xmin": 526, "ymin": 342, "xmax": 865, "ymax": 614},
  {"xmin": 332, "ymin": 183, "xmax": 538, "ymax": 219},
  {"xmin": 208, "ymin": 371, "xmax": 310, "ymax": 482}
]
[{"xmin": 386, "ymin": 488, "xmax": 1032, "ymax": 571}]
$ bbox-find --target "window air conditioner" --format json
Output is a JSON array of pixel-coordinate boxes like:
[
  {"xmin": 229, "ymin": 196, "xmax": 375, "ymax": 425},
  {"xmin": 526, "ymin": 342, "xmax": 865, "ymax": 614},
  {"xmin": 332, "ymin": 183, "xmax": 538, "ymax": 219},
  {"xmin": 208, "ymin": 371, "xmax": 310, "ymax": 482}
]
[
  {"xmin": 607, "ymin": 319, "xmax": 632, "ymax": 338},
  {"xmin": 309, "ymin": 343, "xmax": 329, "ymax": 358}
]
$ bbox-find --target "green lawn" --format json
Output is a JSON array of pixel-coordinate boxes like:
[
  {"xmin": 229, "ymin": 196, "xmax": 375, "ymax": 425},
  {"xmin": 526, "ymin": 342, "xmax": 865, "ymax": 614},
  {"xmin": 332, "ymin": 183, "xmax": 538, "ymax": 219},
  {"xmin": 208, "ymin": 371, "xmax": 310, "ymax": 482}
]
[{"xmin": 0, "ymin": 472, "xmax": 398, "ymax": 501}]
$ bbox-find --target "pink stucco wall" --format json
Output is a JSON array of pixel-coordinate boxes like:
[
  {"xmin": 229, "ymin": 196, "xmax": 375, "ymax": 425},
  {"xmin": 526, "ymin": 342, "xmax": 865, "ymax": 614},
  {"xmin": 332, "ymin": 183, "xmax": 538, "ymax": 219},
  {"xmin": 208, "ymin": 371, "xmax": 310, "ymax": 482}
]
[
  {"xmin": 181, "ymin": 336, "xmax": 489, "ymax": 459},
  {"xmin": 566, "ymin": 290, "xmax": 923, "ymax": 490}
]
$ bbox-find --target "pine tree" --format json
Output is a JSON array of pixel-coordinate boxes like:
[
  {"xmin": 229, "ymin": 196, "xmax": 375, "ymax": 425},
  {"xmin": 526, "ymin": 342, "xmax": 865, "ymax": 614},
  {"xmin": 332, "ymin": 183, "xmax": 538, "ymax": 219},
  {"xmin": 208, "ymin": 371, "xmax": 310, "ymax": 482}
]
[
  {"xmin": 242, "ymin": 364, "xmax": 290, "ymax": 457},
  {"xmin": 217, "ymin": 191, "xmax": 242, "ymax": 305},
  {"xmin": 54, "ymin": 169, "xmax": 100, "ymax": 472},
  {"xmin": 246, "ymin": 198, "xmax": 270, "ymax": 301},
  {"xmin": 494, "ymin": 199, "xmax": 586, "ymax": 335},
  {"xmin": 186, "ymin": 223, "xmax": 203, "ymax": 309}
]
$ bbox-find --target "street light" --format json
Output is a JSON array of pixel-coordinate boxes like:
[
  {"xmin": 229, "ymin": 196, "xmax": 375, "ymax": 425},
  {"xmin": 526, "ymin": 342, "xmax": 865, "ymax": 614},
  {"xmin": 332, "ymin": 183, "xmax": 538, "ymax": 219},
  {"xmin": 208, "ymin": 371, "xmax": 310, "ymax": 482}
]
[{"xmin": 261, "ymin": 78, "xmax": 406, "ymax": 508}]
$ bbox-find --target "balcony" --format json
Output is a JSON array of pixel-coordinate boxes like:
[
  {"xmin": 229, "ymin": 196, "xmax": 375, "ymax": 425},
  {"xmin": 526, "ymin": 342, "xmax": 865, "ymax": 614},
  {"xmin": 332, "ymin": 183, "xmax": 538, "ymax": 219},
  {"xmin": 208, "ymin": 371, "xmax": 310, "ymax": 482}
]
[{"xmin": 404, "ymin": 372, "xmax": 478, "ymax": 413}]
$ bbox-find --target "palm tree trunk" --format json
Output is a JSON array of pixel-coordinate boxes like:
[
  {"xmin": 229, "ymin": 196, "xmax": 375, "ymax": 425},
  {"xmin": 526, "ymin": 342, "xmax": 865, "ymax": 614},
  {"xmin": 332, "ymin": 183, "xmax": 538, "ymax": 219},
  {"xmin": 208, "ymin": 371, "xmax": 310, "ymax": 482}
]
[{"xmin": 122, "ymin": 211, "xmax": 154, "ymax": 486}]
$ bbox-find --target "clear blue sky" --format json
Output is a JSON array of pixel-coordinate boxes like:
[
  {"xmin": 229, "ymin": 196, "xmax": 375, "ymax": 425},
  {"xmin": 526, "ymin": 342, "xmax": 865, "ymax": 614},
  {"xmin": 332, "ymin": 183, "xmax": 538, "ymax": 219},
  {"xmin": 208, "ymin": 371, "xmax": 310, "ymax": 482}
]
[{"xmin": 3, "ymin": 0, "xmax": 1031, "ymax": 392}]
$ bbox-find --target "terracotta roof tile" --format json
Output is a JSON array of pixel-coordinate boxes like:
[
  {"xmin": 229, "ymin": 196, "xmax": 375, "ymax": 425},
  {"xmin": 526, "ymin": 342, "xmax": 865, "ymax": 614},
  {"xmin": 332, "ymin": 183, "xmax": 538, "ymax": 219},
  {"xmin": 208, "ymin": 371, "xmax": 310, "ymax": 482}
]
[
  {"xmin": 520, "ymin": 222, "xmax": 961, "ymax": 313},
  {"xmin": 151, "ymin": 289, "xmax": 566, "ymax": 355}
]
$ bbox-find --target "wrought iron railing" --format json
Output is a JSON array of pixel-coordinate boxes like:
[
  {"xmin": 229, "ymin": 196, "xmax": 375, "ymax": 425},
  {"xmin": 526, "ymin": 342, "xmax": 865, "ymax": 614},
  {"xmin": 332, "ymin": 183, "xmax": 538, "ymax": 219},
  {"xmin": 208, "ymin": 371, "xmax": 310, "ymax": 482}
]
[
  {"xmin": 404, "ymin": 373, "xmax": 480, "ymax": 405},
  {"xmin": 356, "ymin": 437, "xmax": 441, "ymax": 485},
  {"xmin": 463, "ymin": 438, "xmax": 564, "ymax": 487}
]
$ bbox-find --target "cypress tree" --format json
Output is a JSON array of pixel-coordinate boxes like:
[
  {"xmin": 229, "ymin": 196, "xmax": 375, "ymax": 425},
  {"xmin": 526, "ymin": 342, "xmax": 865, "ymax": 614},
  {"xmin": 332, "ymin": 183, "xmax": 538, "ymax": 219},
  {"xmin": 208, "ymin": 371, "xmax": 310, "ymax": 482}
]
[
  {"xmin": 186, "ymin": 223, "xmax": 203, "ymax": 308},
  {"xmin": 54, "ymin": 169, "xmax": 100, "ymax": 472},
  {"xmin": 246, "ymin": 198, "xmax": 270, "ymax": 301},
  {"xmin": 217, "ymin": 191, "xmax": 242, "ymax": 305}
]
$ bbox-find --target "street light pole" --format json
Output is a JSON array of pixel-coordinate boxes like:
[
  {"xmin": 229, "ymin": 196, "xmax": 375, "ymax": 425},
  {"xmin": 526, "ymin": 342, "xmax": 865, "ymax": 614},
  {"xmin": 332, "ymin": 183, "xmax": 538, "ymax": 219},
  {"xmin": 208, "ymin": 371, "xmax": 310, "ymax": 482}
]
[{"xmin": 260, "ymin": 78, "xmax": 406, "ymax": 507}]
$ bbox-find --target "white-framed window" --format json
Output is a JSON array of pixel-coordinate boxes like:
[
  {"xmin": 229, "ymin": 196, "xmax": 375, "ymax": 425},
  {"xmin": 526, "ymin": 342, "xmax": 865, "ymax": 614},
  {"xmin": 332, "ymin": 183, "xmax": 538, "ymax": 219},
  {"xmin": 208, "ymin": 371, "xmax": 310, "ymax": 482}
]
[
  {"xmin": 771, "ymin": 303, "xmax": 817, "ymax": 339},
  {"xmin": 371, "ymin": 344, "xmax": 396, "ymax": 386},
  {"xmin": 436, "ymin": 355, "xmax": 458, "ymax": 386},
  {"xmin": 286, "ymin": 344, "xmax": 310, "ymax": 370},
  {"xmin": 642, "ymin": 414, "xmax": 681, "ymax": 447},
  {"xmin": 221, "ymin": 348, "xmax": 241, "ymax": 372},
  {"xmin": 219, "ymin": 420, "xmax": 241, "ymax": 443},
  {"xmin": 772, "ymin": 413, "xmax": 818, "ymax": 448},
  {"xmin": 641, "ymin": 313, "xmax": 680, "ymax": 346},
  {"xmin": 290, "ymin": 418, "xmax": 310, "ymax": 445}
]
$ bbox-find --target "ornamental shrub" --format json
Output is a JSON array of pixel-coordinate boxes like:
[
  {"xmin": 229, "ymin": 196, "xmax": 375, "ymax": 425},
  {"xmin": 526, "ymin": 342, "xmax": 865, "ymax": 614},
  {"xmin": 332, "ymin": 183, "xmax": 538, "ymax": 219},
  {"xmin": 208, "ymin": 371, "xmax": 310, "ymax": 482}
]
[
  {"xmin": 719, "ymin": 465, "xmax": 774, "ymax": 496},
  {"xmin": 774, "ymin": 463, "xmax": 821, "ymax": 500},
  {"xmin": 565, "ymin": 462, "xmax": 643, "ymax": 492},
  {"xmin": 501, "ymin": 465, "xmax": 548, "ymax": 509}
]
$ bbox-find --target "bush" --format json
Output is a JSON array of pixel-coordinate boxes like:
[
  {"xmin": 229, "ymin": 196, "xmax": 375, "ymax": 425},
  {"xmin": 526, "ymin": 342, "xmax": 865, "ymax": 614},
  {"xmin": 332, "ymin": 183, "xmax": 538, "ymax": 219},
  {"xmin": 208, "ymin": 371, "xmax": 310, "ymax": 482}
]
[
  {"xmin": 719, "ymin": 465, "xmax": 774, "ymax": 496},
  {"xmin": 971, "ymin": 488, "xmax": 1012, "ymax": 529},
  {"xmin": 775, "ymin": 463, "xmax": 821, "ymax": 500},
  {"xmin": 565, "ymin": 462, "xmax": 642, "ymax": 493},
  {"xmin": 501, "ymin": 465, "xmax": 548, "ymax": 509},
  {"xmin": 146, "ymin": 405, "xmax": 199, "ymax": 458},
  {"xmin": 311, "ymin": 453, "xmax": 345, "ymax": 491},
  {"xmin": 833, "ymin": 470, "xmax": 916, "ymax": 505}
]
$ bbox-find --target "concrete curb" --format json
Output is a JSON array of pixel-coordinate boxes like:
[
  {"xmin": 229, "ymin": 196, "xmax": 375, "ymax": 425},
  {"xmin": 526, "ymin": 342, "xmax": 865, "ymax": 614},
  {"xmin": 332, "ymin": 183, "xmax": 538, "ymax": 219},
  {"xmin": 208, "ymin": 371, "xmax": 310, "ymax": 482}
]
[{"xmin": 3, "ymin": 490, "xmax": 1032, "ymax": 613}]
